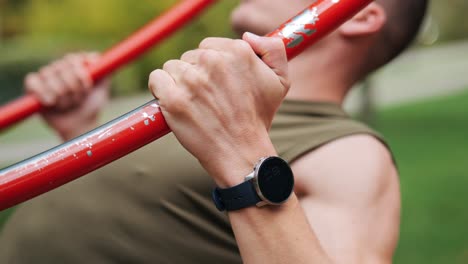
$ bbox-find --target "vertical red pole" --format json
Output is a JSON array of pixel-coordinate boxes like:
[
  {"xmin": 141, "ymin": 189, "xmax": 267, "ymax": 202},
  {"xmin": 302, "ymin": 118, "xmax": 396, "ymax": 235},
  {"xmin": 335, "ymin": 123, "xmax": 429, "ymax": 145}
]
[
  {"xmin": 0, "ymin": 0, "xmax": 217, "ymax": 131},
  {"xmin": 0, "ymin": 0, "xmax": 373, "ymax": 211}
]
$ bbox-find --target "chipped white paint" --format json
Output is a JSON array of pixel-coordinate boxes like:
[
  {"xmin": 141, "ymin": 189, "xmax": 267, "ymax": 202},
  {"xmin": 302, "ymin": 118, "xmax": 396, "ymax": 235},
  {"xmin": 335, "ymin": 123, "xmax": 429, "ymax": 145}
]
[
  {"xmin": 279, "ymin": 7, "xmax": 320, "ymax": 40},
  {"xmin": 98, "ymin": 128, "xmax": 114, "ymax": 139}
]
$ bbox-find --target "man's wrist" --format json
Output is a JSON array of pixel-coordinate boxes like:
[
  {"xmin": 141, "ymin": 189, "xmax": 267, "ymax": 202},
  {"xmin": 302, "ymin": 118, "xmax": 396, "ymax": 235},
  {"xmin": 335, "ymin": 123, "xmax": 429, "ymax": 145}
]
[
  {"xmin": 208, "ymin": 140, "xmax": 277, "ymax": 189},
  {"xmin": 55, "ymin": 119, "xmax": 98, "ymax": 141}
]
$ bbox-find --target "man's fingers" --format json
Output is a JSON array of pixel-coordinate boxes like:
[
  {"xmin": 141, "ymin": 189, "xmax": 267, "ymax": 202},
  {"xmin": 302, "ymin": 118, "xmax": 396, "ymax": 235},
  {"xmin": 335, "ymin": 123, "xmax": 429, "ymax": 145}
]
[
  {"xmin": 148, "ymin": 69, "xmax": 177, "ymax": 104},
  {"xmin": 65, "ymin": 54, "xmax": 93, "ymax": 92},
  {"xmin": 55, "ymin": 61, "xmax": 81, "ymax": 92},
  {"xmin": 24, "ymin": 73, "xmax": 54, "ymax": 106},
  {"xmin": 23, "ymin": 51, "xmax": 101, "ymax": 112},
  {"xmin": 242, "ymin": 32, "xmax": 290, "ymax": 91},
  {"xmin": 199, "ymin": 37, "xmax": 256, "ymax": 57},
  {"xmin": 39, "ymin": 66, "xmax": 69, "ymax": 108},
  {"xmin": 180, "ymin": 50, "xmax": 200, "ymax": 65},
  {"xmin": 180, "ymin": 49, "xmax": 223, "ymax": 71},
  {"xmin": 199, "ymin": 37, "xmax": 234, "ymax": 51},
  {"xmin": 84, "ymin": 52, "xmax": 100, "ymax": 64},
  {"xmin": 54, "ymin": 60, "xmax": 85, "ymax": 105},
  {"xmin": 162, "ymin": 59, "xmax": 194, "ymax": 83}
]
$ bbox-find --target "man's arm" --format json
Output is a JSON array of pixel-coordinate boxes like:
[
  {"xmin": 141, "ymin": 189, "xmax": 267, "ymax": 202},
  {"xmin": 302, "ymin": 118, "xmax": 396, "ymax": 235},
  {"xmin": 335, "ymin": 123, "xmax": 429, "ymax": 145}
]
[
  {"xmin": 149, "ymin": 33, "xmax": 335, "ymax": 263},
  {"xmin": 293, "ymin": 134, "xmax": 400, "ymax": 264},
  {"xmin": 148, "ymin": 33, "xmax": 400, "ymax": 263},
  {"xmin": 227, "ymin": 135, "xmax": 400, "ymax": 264}
]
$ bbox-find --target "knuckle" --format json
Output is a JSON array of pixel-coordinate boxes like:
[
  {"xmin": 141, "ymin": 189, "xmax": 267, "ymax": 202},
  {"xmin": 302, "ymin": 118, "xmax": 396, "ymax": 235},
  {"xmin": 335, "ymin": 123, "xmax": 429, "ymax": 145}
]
[
  {"xmin": 199, "ymin": 37, "xmax": 216, "ymax": 49},
  {"xmin": 66, "ymin": 53, "xmax": 84, "ymax": 66},
  {"xmin": 24, "ymin": 73, "xmax": 37, "ymax": 88},
  {"xmin": 64, "ymin": 54, "xmax": 74, "ymax": 61},
  {"xmin": 56, "ymin": 59, "xmax": 69, "ymax": 69},
  {"xmin": 271, "ymin": 40, "xmax": 287, "ymax": 57},
  {"xmin": 164, "ymin": 91, "xmax": 188, "ymax": 114},
  {"xmin": 148, "ymin": 70, "xmax": 161, "ymax": 92},
  {"xmin": 273, "ymin": 38, "xmax": 285, "ymax": 51},
  {"xmin": 54, "ymin": 63, "xmax": 68, "ymax": 77},
  {"xmin": 89, "ymin": 52, "xmax": 100, "ymax": 58},
  {"xmin": 64, "ymin": 54, "xmax": 78, "ymax": 63},
  {"xmin": 162, "ymin": 60, "xmax": 178, "ymax": 72},
  {"xmin": 198, "ymin": 49, "xmax": 221, "ymax": 65},
  {"xmin": 180, "ymin": 50, "xmax": 194, "ymax": 61},
  {"xmin": 182, "ymin": 67, "xmax": 203, "ymax": 88},
  {"xmin": 39, "ymin": 66, "xmax": 54, "ymax": 79},
  {"xmin": 39, "ymin": 67, "xmax": 49, "ymax": 76},
  {"xmin": 56, "ymin": 86, "xmax": 67, "ymax": 97},
  {"xmin": 232, "ymin": 39, "xmax": 252, "ymax": 55},
  {"xmin": 148, "ymin": 69, "xmax": 161, "ymax": 83}
]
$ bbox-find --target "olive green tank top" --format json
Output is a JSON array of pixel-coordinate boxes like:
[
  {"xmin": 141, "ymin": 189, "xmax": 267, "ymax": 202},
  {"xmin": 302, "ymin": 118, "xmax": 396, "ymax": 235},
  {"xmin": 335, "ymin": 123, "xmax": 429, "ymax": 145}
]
[{"xmin": 0, "ymin": 100, "xmax": 387, "ymax": 264}]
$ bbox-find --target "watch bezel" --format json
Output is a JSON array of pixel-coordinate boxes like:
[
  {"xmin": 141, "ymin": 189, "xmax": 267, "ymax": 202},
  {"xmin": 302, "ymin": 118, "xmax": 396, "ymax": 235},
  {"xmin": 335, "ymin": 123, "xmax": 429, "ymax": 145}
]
[{"xmin": 251, "ymin": 156, "xmax": 294, "ymax": 206}]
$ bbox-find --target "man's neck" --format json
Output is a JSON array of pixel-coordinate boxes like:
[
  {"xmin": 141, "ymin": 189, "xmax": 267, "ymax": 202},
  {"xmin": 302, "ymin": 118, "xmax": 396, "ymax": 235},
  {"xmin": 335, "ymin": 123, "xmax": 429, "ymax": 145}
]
[{"xmin": 285, "ymin": 50, "xmax": 355, "ymax": 106}]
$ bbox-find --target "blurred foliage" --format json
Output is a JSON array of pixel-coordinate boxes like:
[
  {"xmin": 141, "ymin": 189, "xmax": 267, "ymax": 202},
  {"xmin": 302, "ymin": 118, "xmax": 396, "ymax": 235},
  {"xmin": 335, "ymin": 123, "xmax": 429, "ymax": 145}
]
[
  {"xmin": 1, "ymin": 0, "xmax": 468, "ymax": 100},
  {"xmin": 375, "ymin": 90, "xmax": 468, "ymax": 264},
  {"xmin": 0, "ymin": 0, "xmax": 239, "ymax": 100},
  {"xmin": 429, "ymin": 0, "xmax": 468, "ymax": 42}
]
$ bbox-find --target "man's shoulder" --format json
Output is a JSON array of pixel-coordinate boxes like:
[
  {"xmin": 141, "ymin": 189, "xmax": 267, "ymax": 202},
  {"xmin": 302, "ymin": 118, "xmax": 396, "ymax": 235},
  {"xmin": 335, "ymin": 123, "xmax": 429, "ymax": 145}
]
[
  {"xmin": 320, "ymin": 134, "xmax": 393, "ymax": 166},
  {"xmin": 292, "ymin": 134, "xmax": 398, "ymax": 200},
  {"xmin": 272, "ymin": 101, "xmax": 389, "ymax": 163}
]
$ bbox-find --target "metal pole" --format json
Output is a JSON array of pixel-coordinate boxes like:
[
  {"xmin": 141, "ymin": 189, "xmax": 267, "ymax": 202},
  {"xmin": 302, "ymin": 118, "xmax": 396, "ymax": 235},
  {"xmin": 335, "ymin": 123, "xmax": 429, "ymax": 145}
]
[
  {"xmin": 0, "ymin": 0, "xmax": 218, "ymax": 131},
  {"xmin": 0, "ymin": 0, "xmax": 374, "ymax": 211}
]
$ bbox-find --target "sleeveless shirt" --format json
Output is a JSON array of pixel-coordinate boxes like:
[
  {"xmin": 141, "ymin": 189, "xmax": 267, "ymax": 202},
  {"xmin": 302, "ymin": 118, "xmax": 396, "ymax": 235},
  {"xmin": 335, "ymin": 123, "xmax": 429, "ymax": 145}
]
[{"xmin": 0, "ymin": 100, "xmax": 387, "ymax": 264}]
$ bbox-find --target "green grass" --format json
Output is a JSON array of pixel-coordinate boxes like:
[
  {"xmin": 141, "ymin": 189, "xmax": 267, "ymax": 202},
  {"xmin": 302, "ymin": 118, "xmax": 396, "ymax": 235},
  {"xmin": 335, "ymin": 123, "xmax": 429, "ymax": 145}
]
[
  {"xmin": 1, "ymin": 91, "xmax": 468, "ymax": 262},
  {"xmin": 373, "ymin": 90, "xmax": 468, "ymax": 264},
  {"xmin": 0, "ymin": 208, "xmax": 15, "ymax": 230}
]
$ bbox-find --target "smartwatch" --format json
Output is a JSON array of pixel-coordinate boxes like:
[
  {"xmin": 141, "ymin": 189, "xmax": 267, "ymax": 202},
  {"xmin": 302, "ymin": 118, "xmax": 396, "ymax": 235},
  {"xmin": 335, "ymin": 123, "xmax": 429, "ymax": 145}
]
[{"xmin": 212, "ymin": 156, "xmax": 295, "ymax": 211}]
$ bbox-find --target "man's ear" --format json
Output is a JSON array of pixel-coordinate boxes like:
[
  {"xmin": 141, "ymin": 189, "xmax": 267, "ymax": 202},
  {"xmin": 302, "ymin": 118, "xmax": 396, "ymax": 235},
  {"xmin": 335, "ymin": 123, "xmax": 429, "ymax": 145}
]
[{"xmin": 338, "ymin": 3, "xmax": 387, "ymax": 37}]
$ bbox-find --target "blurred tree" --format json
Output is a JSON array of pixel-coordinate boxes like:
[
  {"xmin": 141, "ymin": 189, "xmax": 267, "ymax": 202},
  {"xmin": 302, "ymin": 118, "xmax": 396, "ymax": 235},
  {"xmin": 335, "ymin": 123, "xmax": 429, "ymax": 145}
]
[
  {"xmin": 430, "ymin": 0, "xmax": 468, "ymax": 43},
  {"xmin": 0, "ymin": 0, "xmax": 28, "ymax": 38},
  {"xmin": 3, "ymin": 0, "xmax": 467, "ymax": 99},
  {"xmin": 0, "ymin": 0, "xmax": 238, "ymax": 97}
]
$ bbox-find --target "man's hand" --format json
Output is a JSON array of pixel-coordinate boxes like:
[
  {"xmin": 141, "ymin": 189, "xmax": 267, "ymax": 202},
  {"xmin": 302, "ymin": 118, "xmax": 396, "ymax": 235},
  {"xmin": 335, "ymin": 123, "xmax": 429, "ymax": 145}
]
[
  {"xmin": 148, "ymin": 33, "xmax": 331, "ymax": 264},
  {"xmin": 24, "ymin": 52, "xmax": 110, "ymax": 141},
  {"xmin": 149, "ymin": 33, "xmax": 290, "ymax": 188}
]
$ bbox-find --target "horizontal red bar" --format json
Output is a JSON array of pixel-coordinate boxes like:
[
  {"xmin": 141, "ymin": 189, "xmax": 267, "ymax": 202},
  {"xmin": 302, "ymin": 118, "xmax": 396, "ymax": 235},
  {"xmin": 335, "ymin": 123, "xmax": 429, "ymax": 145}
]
[
  {"xmin": 0, "ymin": 0, "xmax": 217, "ymax": 131},
  {"xmin": 0, "ymin": 0, "xmax": 373, "ymax": 211}
]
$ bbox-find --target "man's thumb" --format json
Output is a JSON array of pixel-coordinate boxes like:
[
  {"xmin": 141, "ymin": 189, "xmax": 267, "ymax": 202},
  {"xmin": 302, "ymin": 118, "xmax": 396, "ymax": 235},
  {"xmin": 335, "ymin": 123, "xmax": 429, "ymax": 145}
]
[{"xmin": 242, "ymin": 32, "xmax": 289, "ymax": 85}]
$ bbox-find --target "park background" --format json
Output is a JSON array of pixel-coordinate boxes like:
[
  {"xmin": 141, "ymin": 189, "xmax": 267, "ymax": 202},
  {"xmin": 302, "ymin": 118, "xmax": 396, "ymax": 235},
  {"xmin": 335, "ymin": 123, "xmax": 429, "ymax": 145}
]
[{"xmin": 0, "ymin": 0, "xmax": 467, "ymax": 263}]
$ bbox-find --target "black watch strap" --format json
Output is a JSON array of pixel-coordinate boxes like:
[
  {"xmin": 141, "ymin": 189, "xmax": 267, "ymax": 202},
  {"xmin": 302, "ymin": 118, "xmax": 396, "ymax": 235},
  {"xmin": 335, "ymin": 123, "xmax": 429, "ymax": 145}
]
[{"xmin": 212, "ymin": 179, "xmax": 261, "ymax": 211}]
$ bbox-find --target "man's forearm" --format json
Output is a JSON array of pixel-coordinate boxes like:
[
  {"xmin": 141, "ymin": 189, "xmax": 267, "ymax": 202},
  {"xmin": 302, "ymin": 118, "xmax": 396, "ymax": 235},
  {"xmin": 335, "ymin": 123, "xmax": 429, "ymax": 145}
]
[{"xmin": 228, "ymin": 194, "xmax": 331, "ymax": 264}]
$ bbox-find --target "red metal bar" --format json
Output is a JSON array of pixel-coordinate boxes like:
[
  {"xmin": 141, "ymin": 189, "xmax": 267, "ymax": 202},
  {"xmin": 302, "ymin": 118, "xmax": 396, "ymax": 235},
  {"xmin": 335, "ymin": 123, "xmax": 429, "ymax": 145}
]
[
  {"xmin": 0, "ymin": 0, "xmax": 373, "ymax": 211},
  {"xmin": 0, "ymin": 0, "xmax": 217, "ymax": 131}
]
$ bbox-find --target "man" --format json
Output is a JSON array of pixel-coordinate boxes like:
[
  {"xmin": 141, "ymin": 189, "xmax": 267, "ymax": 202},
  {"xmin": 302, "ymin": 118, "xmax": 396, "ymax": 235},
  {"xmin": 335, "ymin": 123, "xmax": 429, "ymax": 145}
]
[{"xmin": 0, "ymin": 0, "xmax": 428, "ymax": 263}]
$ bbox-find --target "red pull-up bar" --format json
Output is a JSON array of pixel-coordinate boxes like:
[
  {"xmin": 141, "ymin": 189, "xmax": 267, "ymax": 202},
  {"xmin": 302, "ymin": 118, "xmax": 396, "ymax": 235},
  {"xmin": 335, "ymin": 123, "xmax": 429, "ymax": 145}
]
[
  {"xmin": 0, "ymin": 0, "xmax": 217, "ymax": 131},
  {"xmin": 0, "ymin": 0, "xmax": 373, "ymax": 211}
]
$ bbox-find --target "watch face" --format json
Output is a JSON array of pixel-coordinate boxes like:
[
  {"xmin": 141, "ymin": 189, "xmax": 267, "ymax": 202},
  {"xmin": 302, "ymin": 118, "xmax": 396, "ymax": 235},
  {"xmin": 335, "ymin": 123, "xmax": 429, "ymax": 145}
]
[{"xmin": 256, "ymin": 157, "xmax": 294, "ymax": 204}]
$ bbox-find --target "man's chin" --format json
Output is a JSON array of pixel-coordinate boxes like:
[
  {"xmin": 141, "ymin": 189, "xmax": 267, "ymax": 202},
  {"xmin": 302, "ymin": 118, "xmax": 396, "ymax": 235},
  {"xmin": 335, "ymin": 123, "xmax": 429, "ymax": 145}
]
[
  {"xmin": 231, "ymin": 18, "xmax": 269, "ymax": 37},
  {"xmin": 230, "ymin": 6, "xmax": 269, "ymax": 36}
]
